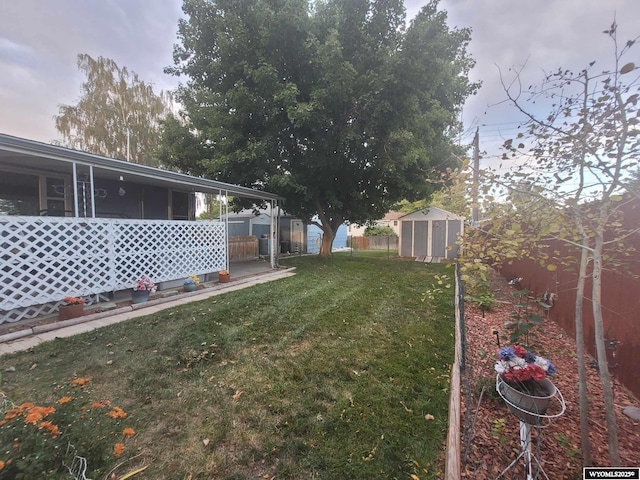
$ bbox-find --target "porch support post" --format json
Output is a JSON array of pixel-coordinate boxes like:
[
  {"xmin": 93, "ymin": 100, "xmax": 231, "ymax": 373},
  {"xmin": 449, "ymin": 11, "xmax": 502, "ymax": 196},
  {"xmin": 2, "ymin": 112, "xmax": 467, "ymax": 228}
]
[
  {"xmin": 72, "ymin": 162, "xmax": 79, "ymax": 217},
  {"xmin": 223, "ymin": 189, "xmax": 229, "ymax": 271},
  {"xmin": 269, "ymin": 199, "xmax": 277, "ymax": 269},
  {"xmin": 89, "ymin": 165, "xmax": 96, "ymax": 218},
  {"xmin": 276, "ymin": 202, "xmax": 281, "ymax": 265}
]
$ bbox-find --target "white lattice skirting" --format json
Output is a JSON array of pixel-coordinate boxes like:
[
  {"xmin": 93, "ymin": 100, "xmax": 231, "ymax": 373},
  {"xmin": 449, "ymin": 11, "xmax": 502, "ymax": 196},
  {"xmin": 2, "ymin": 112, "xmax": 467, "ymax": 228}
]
[{"xmin": 1, "ymin": 217, "xmax": 227, "ymax": 323}]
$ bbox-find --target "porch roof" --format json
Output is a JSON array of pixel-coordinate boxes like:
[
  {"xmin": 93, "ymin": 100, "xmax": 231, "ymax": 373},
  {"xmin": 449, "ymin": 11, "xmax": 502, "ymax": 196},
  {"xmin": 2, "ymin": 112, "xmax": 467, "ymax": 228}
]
[{"xmin": 0, "ymin": 133, "xmax": 281, "ymax": 202}]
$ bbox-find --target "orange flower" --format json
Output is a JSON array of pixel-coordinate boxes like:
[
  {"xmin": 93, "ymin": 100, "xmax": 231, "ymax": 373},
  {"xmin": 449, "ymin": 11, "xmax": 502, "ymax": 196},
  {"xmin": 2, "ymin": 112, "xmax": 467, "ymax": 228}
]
[
  {"xmin": 24, "ymin": 411, "xmax": 43, "ymax": 424},
  {"xmin": 72, "ymin": 377, "xmax": 91, "ymax": 387},
  {"xmin": 39, "ymin": 421, "xmax": 60, "ymax": 438},
  {"xmin": 107, "ymin": 407, "xmax": 127, "ymax": 419},
  {"xmin": 57, "ymin": 396, "xmax": 73, "ymax": 404},
  {"xmin": 18, "ymin": 402, "xmax": 34, "ymax": 410},
  {"xmin": 0, "ymin": 460, "xmax": 4, "ymax": 470},
  {"xmin": 24, "ymin": 406, "xmax": 55, "ymax": 424},
  {"xmin": 113, "ymin": 443, "xmax": 125, "ymax": 456},
  {"xmin": 40, "ymin": 407, "xmax": 55, "ymax": 416},
  {"xmin": 122, "ymin": 427, "xmax": 135, "ymax": 438},
  {"xmin": 91, "ymin": 401, "xmax": 108, "ymax": 409}
]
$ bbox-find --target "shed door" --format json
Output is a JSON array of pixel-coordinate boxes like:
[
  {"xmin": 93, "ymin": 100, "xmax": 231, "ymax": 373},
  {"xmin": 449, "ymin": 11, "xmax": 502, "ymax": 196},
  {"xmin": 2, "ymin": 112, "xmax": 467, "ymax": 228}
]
[
  {"xmin": 413, "ymin": 221, "xmax": 428, "ymax": 257},
  {"xmin": 446, "ymin": 220, "xmax": 461, "ymax": 259},
  {"xmin": 400, "ymin": 221, "xmax": 413, "ymax": 256},
  {"xmin": 291, "ymin": 220, "xmax": 304, "ymax": 254},
  {"xmin": 432, "ymin": 220, "xmax": 447, "ymax": 257}
]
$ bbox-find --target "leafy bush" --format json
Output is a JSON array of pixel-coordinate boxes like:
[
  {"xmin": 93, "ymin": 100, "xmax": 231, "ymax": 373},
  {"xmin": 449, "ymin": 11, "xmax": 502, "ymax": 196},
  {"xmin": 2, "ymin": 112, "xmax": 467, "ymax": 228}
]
[
  {"xmin": 0, "ymin": 378, "xmax": 134, "ymax": 479},
  {"xmin": 363, "ymin": 225, "xmax": 396, "ymax": 236}
]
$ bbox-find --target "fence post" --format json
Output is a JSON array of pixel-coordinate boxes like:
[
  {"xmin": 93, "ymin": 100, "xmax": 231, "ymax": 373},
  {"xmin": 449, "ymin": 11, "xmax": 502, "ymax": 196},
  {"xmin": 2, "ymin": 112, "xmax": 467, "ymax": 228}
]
[{"xmin": 445, "ymin": 262, "xmax": 463, "ymax": 479}]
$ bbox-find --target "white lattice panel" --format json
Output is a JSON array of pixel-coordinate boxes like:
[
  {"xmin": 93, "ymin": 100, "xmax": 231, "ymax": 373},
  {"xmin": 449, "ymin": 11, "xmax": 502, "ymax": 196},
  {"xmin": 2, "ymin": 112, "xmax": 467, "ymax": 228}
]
[{"xmin": 1, "ymin": 217, "xmax": 226, "ymax": 323}]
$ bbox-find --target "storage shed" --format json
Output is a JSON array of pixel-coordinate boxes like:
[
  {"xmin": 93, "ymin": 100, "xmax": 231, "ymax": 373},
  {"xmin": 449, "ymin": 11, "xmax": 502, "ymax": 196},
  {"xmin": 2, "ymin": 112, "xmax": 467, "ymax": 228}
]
[{"xmin": 399, "ymin": 207, "xmax": 465, "ymax": 261}]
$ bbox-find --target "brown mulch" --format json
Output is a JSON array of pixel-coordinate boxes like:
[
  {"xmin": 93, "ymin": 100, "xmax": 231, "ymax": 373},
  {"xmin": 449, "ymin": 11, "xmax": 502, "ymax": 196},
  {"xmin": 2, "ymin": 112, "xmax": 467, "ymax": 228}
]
[{"xmin": 461, "ymin": 269, "xmax": 640, "ymax": 479}]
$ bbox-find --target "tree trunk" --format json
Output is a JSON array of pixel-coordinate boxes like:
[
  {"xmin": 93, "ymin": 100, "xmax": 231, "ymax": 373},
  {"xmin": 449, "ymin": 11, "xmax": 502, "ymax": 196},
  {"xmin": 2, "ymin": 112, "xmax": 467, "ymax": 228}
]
[
  {"xmin": 319, "ymin": 222, "xmax": 336, "ymax": 258},
  {"xmin": 592, "ymin": 209, "xmax": 620, "ymax": 466},
  {"xmin": 575, "ymin": 233, "xmax": 592, "ymax": 466}
]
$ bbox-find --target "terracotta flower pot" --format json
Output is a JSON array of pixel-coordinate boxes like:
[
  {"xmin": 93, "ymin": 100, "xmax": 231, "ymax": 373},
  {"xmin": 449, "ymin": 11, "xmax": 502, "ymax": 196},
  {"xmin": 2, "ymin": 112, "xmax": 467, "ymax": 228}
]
[
  {"xmin": 58, "ymin": 303, "xmax": 84, "ymax": 321},
  {"xmin": 219, "ymin": 273, "xmax": 231, "ymax": 283}
]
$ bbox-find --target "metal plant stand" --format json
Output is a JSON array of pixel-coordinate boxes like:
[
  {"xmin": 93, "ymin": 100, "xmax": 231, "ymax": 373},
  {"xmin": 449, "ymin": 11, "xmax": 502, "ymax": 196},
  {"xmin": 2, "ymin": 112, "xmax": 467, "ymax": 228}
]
[{"xmin": 495, "ymin": 375, "xmax": 566, "ymax": 480}]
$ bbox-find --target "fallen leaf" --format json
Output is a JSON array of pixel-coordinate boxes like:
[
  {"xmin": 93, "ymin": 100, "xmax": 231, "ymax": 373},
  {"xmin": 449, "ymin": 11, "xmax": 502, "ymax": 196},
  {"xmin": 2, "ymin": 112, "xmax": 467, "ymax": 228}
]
[
  {"xmin": 232, "ymin": 390, "xmax": 244, "ymax": 401},
  {"xmin": 202, "ymin": 438, "xmax": 210, "ymax": 446},
  {"xmin": 425, "ymin": 414, "xmax": 435, "ymax": 420}
]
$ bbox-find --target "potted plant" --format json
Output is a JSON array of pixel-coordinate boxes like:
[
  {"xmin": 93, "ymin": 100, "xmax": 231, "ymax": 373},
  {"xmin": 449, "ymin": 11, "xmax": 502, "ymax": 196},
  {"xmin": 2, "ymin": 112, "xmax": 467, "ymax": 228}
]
[
  {"xmin": 58, "ymin": 296, "xmax": 85, "ymax": 320},
  {"xmin": 131, "ymin": 276, "xmax": 157, "ymax": 304},
  {"xmin": 183, "ymin": 274, "xmax": 200, "ymax": 292},
  {"xmin": 218, "ymin": 269, "xmax": 230, "ymax": 283},
  {"xmin": 495, "ymin": 345, "xmax": 557, "ymax": 424}
]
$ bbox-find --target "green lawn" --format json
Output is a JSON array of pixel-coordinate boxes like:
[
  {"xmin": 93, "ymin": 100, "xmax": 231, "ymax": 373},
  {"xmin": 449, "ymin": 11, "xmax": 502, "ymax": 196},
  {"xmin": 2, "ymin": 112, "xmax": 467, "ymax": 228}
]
[{"xmin": 1, "ymin": 253, "xmax": 455, "ymax": 480}]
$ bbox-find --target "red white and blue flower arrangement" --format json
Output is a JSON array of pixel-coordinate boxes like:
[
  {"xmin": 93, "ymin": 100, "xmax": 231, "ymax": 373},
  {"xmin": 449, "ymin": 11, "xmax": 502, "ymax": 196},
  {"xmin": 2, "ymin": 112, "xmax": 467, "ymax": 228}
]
[{"xmin": 495, "ymin": 345, "xmax": 557, "ymax": 386}]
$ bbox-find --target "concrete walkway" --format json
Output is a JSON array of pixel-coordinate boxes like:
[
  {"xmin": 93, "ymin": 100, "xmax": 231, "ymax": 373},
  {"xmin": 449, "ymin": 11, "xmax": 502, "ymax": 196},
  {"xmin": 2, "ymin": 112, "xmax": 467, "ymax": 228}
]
[{"xmin": 0, "ymin": 268, "xmax": 295, "ymax": 356}]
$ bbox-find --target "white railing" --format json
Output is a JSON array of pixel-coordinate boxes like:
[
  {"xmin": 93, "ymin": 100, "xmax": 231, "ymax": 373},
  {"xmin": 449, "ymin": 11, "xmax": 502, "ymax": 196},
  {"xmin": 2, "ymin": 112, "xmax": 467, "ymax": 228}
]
[{"xmin": 1, "ymin": 217, "xmax": 226, "ymax": 323}]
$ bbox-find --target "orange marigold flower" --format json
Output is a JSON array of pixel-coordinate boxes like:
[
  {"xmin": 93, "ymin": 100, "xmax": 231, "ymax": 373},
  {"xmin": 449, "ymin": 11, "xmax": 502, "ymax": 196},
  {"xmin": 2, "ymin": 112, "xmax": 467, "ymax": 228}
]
[
  {"xmin": 91, "ymin": 401, "xmax": 107, "ymax": 409},
  {"xmin": 18, "ymin": 402, "xmax": 34, "ymax": 410},
  {"xmin": 0, "ymin": 460, "xmax": 4, "ymax": 470},
  {"xmin": 39, "ymin": 421, "xmax": 60, "ymax": 438},
  {"xmin": 57, "ymin": 396, "xmax": 73, "ymax": 404},
  {"xmin": 107, "ymin": 407, "xmax": 127, "ymax": 419},
  {"xmin": 4, "ymin": 410, "xmax": 19, "ymax": 420},
  {"xmin": 72, "ymin": 377, "xmax": 91, "ymax": 387},
  {"xmin": 113, "ymin": 443, "xmax": 125, "ymax": 456},
  {"xmin": 24, "ymin": 406, "xmax": 55, "ymax": 424},
  {"xmin": 25, "ymin": 411, "xmax": 43, "ymax": 424},
  {"xmin": 0, "ymin": 420, "xmax": 7, "ymax": 427},
  {"xmin": 123, "ymin": 427, "xmax": 135, "ymax": 438}
]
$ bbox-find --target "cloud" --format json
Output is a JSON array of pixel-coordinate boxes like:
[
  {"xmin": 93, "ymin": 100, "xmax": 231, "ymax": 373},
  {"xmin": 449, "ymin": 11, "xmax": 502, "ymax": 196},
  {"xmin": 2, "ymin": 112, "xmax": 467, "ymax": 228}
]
[
  {"xmin": 1, "ymin": 0, "xmax": 639, "ymax": 149},
  {"xmin": 438, "ymin": 0, "xmax": 640, "ymax": 158},
  {"xmin": 0, "ymin": 0, "xmax": 183, "ymax": 142}
]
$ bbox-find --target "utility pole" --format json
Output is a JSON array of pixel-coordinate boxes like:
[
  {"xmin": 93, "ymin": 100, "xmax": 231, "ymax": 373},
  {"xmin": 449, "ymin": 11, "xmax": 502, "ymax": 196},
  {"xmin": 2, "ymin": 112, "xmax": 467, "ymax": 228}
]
[{"xmin": 471, "ymin": 128, "xmax": 479, "ymax": 225}]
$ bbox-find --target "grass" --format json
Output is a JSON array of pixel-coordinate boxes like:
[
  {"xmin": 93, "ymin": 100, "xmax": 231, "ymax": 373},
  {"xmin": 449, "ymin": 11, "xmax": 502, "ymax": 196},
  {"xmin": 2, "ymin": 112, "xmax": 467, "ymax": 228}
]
[{"xmin": 1, "ymin": 253, "xmax": 455, "ymax": 479}]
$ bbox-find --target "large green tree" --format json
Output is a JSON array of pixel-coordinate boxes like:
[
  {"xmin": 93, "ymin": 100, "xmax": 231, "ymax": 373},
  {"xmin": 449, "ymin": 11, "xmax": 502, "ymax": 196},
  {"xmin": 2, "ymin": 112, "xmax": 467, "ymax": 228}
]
[
  {"xmin": 162, "ymin": 0, "xmax": 477, "ymax": 256},
  {"xmin": 55, "ymin": 54, "xmax": 172, "ymax": 166}
]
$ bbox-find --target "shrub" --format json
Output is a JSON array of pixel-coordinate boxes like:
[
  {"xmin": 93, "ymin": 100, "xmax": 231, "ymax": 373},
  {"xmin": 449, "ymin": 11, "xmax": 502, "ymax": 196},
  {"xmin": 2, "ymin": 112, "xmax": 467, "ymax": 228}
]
[
  {"xmin": 363, "ymin": 225, "xmax": 396, "ymax": 236},
  {"xmin": 0, "ymin": 378, "xmax": 135, "ymax": 479}
]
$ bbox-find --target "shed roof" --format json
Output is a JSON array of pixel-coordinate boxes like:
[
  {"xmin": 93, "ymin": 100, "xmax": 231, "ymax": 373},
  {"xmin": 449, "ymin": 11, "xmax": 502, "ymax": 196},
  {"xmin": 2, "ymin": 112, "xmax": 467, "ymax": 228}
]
[
  {"xmin": 399, "ymin": 206, "xmax": 465, "ymax": 221},
  {"xmin": 0, "ymin": 133, "xmax": 281, "ymax": 202},
  {"xmin": 382, "ymin": 211, "xmax": 404, "ymax": 221}
]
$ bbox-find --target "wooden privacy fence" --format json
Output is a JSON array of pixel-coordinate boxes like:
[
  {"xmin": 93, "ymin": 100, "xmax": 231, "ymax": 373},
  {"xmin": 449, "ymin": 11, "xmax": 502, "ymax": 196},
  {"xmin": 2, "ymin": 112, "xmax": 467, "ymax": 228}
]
[
  {"xmin": 349, "ymin": 235, "xmax": 398, "ymax": 250},
  {"xmin": 228, "ymin": 236, "xmax": 258, "ymax": 261},
  {"xmin": 499, "ymin": 244, "xmax": 640, "ymax": 401}
]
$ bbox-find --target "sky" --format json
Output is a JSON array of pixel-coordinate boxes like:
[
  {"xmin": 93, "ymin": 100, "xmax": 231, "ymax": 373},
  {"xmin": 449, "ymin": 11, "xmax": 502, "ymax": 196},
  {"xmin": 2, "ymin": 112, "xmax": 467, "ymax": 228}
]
[{"xmin": 1, "ymin": 0, "xmax": 639, "ymax": 165}]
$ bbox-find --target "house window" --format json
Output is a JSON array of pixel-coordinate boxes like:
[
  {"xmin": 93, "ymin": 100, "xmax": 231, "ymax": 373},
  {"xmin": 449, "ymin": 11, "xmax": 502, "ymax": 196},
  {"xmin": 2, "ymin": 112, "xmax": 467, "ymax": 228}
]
[
  {"xmin": 0, "ymin": 171, "xmax": 39, "ymax": 215},
  {"xmin": 44, "ymin": 176, "xmax": 68, "ymax": 216},
  {"xmin": 393, "ymin": 221, "xmax": 398, "ymax": 226}
]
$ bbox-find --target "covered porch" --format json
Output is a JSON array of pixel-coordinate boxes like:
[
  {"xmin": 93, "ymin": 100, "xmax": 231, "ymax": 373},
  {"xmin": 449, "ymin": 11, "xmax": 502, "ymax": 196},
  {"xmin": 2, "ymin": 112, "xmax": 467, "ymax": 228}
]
[{"xmin": 0, "ymin": 133, "xmax": 282, "ymax": 324}]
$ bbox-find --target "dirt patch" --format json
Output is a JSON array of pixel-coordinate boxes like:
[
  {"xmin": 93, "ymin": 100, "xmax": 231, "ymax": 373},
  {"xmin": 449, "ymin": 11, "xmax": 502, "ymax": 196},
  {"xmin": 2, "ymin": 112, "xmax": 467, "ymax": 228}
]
[{"xmin": 461, "ymin": 269, "xmax": 640, "ymax": 478}]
